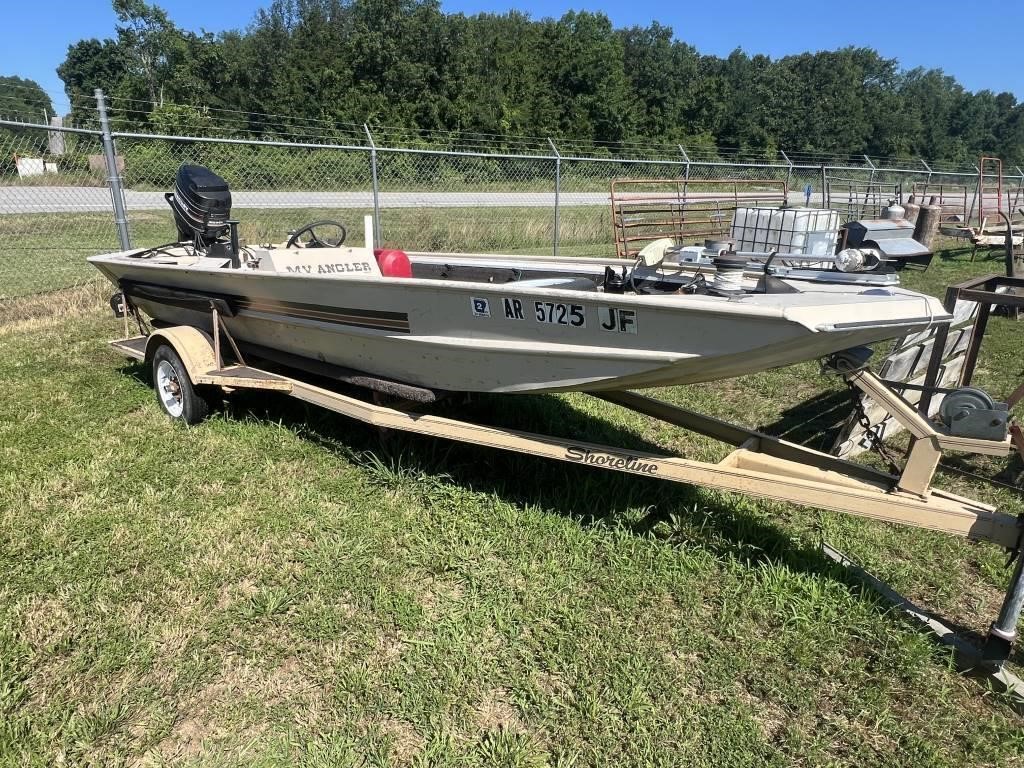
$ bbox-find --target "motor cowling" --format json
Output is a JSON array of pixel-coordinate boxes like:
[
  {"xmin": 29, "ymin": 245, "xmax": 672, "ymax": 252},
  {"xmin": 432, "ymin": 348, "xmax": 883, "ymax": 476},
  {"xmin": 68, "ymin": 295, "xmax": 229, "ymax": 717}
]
[{"xmin": 169, "ymin": 164, "xmax": 232, "ymax": 245}]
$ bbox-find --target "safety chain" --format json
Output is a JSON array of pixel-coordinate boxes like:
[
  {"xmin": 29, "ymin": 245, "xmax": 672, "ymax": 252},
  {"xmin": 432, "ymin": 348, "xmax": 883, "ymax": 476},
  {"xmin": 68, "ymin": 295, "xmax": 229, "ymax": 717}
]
[{"xmin": 844, "ymin": 378, "xmax": 903, "ymax": 476}]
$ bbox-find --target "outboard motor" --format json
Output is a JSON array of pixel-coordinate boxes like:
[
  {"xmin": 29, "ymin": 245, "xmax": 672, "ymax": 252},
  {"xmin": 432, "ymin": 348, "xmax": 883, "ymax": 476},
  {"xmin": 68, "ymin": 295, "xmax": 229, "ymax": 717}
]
[{"xmin": 166, "ymin": 164, "xmax": 239, "ymax": 265}]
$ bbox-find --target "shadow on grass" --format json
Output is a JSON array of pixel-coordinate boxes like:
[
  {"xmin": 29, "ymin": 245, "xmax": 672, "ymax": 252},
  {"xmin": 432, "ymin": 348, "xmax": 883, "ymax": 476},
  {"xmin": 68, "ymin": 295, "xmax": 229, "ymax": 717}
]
[
  {"xmin": 206, "ymin": 374, "xmax": 896, "ymax": 619},
  {"xmin": 757, "ymin": 388, "xmax": 852, "ymax": 452},
  {"xmin": 200, "ymin": 371, "xmax": 830, "ymax": 567},
  {"xmin": 937, "ymin": 243, "xmax": 1006, "ymax": 266}
]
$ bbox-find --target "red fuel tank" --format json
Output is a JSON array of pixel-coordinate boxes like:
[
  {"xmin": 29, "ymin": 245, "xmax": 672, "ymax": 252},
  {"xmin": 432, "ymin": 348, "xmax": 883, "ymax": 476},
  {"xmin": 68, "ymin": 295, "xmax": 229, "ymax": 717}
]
[{"xmin": 373, "ymin": 248, "xmax": 412, "ymax": 278}]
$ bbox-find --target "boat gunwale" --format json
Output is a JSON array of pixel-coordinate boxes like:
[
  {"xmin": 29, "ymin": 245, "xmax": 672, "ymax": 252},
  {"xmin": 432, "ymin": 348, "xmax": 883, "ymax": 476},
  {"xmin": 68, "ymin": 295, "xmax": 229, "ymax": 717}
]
[{"xmin": 88, "ymin": 251, "xmax": 951, "ymax": 329}]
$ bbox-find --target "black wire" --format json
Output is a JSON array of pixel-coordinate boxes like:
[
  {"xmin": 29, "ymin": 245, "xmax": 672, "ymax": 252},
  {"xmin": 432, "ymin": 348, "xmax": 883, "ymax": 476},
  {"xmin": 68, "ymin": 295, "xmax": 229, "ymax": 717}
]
[
  {"xmin": 127, "ymin": 241, "xmax": 190, "ymax": 259},
  {"xmin": 629, "ymin": 256, "xmax": 645, "ymax": 294},
  {"xmin": 938, "ymin": 461, "xmax": 1024, "ymax": 495},
  {"xmin": 629, "ymin": 256, "xmax": 706, "ymax": 295}
]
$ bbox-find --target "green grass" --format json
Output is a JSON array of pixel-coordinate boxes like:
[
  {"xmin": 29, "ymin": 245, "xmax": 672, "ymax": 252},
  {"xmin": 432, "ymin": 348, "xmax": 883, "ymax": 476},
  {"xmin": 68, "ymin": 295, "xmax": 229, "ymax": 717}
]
[{"xmin": 1, "ymin": 246, "xmax": 1024, "ymax": 766}]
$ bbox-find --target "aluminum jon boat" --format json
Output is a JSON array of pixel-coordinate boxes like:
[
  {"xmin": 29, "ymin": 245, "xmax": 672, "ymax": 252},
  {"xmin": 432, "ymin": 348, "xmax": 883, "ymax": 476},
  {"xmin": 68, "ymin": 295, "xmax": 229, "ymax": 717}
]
[{"xmin": 88, "ymin": 165, "xmax": 951, "ymax": 395}]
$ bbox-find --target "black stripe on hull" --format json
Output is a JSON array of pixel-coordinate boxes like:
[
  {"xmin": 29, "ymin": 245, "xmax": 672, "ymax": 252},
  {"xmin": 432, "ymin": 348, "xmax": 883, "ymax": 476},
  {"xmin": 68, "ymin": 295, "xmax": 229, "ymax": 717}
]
[
  {"xmin": 237, "ymin": 299, "xmax": 411, "ymax": 333},
  {"xmin": 121, "ymin": 280, "xmax": 411, "ymax": 334}
]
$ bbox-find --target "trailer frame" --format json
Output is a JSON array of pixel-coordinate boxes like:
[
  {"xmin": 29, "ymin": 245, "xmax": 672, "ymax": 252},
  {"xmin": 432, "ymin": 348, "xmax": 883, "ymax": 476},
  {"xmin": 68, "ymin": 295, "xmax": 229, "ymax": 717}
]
[{"xmin": 106, "ymin": 312, "xmax": 1024, "ymax": 666}]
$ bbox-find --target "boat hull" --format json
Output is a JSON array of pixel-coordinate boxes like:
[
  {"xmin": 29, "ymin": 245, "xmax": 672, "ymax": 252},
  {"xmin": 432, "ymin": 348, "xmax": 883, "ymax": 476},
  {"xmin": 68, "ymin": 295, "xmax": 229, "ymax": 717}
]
[{"xmin": 89, "ymin": 253, "xmax": 949, "ymax": 394}]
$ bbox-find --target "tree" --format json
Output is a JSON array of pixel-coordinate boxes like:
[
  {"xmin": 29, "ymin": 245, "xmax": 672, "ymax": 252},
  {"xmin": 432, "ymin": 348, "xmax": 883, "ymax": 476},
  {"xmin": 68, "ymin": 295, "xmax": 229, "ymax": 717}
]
[
  {"xmin": 0, "ymin": 77, "xmax": 55, "ymax": 163},
  {"xmin": 898, "ymin": 68, "xmax": 958, "ymax": 160},
  {"xmin": 49, "ymin": 0, "xmax": 1024, "ymax": 165},
  {"xmin": 57, "ymin": 40, "xmax": 127, "ymax": 124},
  {"xmin": 995, "ymin": 104, "xmax": 1024, "ymax": 165},
  {"xmin": 148, "ymin": 103, "xmax": 212, "ymax": 135},
  {"xmin": 0, "ymin": 76, "xmax": 54, "ymax": 123},
  {"xmin": 113, "ymin": 0, "xmax": 184, "ymax": 106},
  {"xmin": 542, "ymin": 11, "xmax": 634, "ymax": 143},
  {"xmin": 711, "ymin": 49, "xmax": 781, "ymax": 157},
  {"xmin": 619, "ymin": 23, "xmax": 701, "ymax": 143}
]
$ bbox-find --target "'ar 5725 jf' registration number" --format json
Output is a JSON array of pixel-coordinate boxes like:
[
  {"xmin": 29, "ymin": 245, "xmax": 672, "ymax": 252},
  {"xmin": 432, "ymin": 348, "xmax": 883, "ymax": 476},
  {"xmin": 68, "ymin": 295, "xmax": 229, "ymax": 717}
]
[{"xmin": 534, "ymin": 301, "xmax": 585, "ymax": 327}]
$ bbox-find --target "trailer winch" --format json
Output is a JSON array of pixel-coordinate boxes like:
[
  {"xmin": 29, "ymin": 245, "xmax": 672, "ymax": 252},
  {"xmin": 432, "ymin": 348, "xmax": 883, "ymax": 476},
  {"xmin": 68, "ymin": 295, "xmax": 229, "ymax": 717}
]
[{"xmin": 939, "ymin": 387, "xmax": 1010, "ymax": 441}]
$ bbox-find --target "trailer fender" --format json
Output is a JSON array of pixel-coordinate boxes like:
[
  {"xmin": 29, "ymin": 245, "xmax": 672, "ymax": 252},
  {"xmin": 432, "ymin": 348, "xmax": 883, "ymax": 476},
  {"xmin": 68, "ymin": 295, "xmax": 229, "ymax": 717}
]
[{"xmin": 144, "ymin": 326, "xmax": 219, "ymax": 383}]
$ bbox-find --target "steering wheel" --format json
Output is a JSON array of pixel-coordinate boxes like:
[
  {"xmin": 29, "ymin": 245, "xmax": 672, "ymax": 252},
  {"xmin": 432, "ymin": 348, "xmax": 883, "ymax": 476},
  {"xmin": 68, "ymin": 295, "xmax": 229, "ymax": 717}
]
[{"xmin": 285, "ymin": 220, "xmax": 347, "ymax": 249}]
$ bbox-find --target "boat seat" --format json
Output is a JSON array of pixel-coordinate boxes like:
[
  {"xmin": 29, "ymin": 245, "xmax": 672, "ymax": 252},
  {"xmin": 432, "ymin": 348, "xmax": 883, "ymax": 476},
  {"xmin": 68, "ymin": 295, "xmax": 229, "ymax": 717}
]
[{"xmin": 513, "ymin": 277, "xmax": 597, "ymax": 291}]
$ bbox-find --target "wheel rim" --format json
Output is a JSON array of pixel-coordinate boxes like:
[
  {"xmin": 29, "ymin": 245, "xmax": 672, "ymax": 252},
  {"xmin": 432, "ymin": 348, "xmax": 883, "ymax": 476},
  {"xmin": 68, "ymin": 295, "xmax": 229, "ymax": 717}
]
[{"xmin": 156, "ymin": 359, "xmax": 185, "ymax": 418}]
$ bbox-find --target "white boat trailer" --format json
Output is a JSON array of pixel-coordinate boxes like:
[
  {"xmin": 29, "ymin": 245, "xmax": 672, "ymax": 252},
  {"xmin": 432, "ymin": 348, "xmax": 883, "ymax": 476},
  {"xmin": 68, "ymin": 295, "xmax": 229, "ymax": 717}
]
[{"xmin": 106, "ymin": 315, "xmax": 1024, "ymax": 668}]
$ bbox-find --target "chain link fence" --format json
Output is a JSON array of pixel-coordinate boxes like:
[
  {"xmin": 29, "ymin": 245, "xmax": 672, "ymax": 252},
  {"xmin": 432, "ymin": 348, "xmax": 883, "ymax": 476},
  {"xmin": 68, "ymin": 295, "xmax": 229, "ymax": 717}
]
[
  {"xmin": 0, "ymin": 98, "xmax": 1011, "ymax": 310},
  {"xmin": 0, "ymin": 123, "xmax": 122, "ymax": 299}
]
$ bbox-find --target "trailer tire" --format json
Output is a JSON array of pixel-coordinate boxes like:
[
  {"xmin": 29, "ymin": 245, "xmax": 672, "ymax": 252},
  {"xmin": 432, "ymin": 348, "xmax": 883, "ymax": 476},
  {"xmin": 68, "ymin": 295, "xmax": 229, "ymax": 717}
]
[{"xmin": 151, "ymin": 344, "xmax": 210, "ymax": 424}]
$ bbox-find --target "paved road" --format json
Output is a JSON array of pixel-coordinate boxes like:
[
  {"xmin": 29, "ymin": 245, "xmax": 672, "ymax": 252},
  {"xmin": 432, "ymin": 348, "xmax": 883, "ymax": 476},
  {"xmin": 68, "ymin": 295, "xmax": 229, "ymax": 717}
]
[
  {"xmin": 1, "ymin": 187, "xmax": 605, "ymax": 213},
  {"xmin": 0, "ymin": 186, "xmax": 816, "ymax": 214}
]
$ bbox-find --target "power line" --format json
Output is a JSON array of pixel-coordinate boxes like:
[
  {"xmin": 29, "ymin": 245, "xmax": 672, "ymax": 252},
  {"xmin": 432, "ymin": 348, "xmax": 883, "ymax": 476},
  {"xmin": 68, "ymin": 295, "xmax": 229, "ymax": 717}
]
[
  {"xmin": 36, "ymin": 93, "xmax": 981, "ymax": 173},
  {"xmin": 107, "ymin": 95, "xmax": 368, "ymax": 131},
  {"xmin": 93, "ymin": 96, "xmax": 918, "ymax": 166},
  {"xmin": 105, "ymin": 94, "xmax": 700, "ymax": 157},
  {"xmin": 0, "ymin": 80, "xmax": 73, "ymax": 111}
]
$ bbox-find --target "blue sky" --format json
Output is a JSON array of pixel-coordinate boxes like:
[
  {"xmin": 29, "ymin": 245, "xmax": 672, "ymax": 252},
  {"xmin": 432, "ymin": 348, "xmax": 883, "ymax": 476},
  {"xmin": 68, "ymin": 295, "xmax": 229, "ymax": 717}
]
[{"xmin": 4, "ymin": 0, "xmax": 1022, "ymax": 113}]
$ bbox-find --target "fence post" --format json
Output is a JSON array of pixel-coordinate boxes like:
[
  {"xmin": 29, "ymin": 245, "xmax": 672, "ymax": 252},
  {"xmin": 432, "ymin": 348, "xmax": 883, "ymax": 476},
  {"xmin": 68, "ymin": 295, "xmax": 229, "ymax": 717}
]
[
  {"xmin": 968, "ymin": 163, "xmax": 982, "ymax": 228},
  {"xmin": 920, "ymin": 158, "xmax": 933, "ymax": 186},
  {"xmin": 547, "ymin": 138, "xmax": 561, "ymax": 257},
  {"xmin": 678, "ymin": 145, "xmax": 691, "ymax": 183},
  {"xmin": 779, "ymin": 150, "xmax": 794, "ymax": 195},
  {"xmin": 863, "ymin": 154, "xmax": 877, "ymax": 192},
  {"xmin": 820, "ymin": 164, "xmax": 827, "ymax": 210},
  {"xmin": 363, "ymin": 124, "xmax": 382, "ymax": 247},
  {"xmin": 95, "ymin": 89, "xmax": 131, "ymax": 251}
]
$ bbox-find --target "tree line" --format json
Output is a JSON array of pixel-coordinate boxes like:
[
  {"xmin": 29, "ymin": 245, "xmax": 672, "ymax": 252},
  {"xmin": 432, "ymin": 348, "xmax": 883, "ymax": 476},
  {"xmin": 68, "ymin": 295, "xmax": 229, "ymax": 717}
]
[{"xmin": 5, "ymin": 0, "xmax": 1024, "ymax": 165}]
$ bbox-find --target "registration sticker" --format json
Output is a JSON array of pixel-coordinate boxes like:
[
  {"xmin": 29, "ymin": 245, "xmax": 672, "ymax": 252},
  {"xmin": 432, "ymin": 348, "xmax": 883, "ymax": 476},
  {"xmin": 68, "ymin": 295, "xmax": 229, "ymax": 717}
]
[{"xmin": 471, "ymin": 297, "xmax": 491, "ymax": 317}]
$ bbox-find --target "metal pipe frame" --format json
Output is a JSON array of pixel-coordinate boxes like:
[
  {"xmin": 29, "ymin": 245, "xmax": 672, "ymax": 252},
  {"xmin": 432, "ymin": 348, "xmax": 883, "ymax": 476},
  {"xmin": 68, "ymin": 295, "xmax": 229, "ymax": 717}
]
[
  {"xmin": 779, "ymin": 150, "xmax": 794, "ymax": 193},
  {"xmin": 0, "ymin": 118, "xmax": 101, "ymax": 135},
  {"xmin": 944, "ymin": 273, "xmax": 1024, "ymax": 388}
]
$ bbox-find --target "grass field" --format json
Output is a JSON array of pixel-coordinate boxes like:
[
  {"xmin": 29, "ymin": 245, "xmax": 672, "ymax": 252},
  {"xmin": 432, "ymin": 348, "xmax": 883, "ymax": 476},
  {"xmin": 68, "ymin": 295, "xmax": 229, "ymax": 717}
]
[{"xmin": 1, "ymin": 245, "xmax": 1024, "ymax": 766}]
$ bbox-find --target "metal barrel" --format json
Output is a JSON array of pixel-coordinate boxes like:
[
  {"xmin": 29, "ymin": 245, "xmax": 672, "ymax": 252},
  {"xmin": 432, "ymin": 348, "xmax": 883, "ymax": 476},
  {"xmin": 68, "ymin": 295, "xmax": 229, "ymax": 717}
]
[
  {"xmin": 913, "ymin": 200, "xmax": 942, "ymax": 249},
  {"xmin": 903, "ymin": 194, "xmax": 921, "ymax": 225}
]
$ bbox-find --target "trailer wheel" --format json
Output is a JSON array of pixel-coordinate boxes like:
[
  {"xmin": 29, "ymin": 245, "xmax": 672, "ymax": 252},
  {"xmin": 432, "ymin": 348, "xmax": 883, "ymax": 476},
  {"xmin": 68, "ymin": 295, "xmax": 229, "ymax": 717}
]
[{"xmin": 151, "ymin": 344, "xmax": 210, "ymax": 424}]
